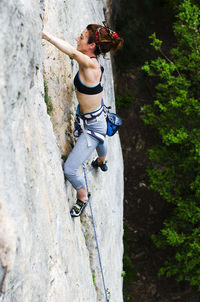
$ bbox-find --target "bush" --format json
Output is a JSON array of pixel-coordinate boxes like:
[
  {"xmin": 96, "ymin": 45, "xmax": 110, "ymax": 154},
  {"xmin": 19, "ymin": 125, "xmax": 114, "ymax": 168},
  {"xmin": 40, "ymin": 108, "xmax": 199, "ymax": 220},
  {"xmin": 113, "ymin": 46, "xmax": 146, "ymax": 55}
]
[
  {"xmin": 116, "ymin": 90, "xmax": 134, "ymax": 109},
  {"xmin": 141, "ymin": 0, "xmax": 200, "ymax": 290},
  {"xmin": 44, "ymin": 80, "xmax": 53, "ymax": 115}
]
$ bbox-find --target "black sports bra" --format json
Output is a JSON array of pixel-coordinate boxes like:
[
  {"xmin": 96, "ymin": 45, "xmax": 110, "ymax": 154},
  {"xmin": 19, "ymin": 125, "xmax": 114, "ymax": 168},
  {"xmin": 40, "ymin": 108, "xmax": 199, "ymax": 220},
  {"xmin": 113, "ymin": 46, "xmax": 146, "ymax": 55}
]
[{"xmin": 74, "ymin": 65, "xmax": 104, "ymax": 95}]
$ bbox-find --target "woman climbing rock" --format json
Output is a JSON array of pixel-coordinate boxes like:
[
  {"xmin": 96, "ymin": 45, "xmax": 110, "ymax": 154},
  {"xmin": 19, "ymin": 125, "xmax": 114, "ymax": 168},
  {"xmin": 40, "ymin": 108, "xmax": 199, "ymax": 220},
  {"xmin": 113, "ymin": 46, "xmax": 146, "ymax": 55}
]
[{"xmin": 42, "ymin": 22, "xmax": 123, "ymax": 217}]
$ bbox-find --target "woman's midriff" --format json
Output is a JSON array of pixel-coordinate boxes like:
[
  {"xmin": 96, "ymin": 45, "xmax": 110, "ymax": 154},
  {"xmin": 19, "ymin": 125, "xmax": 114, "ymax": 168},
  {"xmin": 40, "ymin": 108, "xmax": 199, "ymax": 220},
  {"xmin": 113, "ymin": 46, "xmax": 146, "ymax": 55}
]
[{"xmin": 76, "ymin": 91, "xmax": 103, "ymax": 114}]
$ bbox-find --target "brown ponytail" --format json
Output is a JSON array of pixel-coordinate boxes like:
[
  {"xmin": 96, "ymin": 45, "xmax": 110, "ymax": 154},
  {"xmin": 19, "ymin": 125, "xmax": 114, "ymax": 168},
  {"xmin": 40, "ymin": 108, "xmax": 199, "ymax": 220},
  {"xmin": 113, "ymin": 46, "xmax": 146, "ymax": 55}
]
[{"xmin": 87, "ymin": 23, "xmax": 124, "ymax": 57}]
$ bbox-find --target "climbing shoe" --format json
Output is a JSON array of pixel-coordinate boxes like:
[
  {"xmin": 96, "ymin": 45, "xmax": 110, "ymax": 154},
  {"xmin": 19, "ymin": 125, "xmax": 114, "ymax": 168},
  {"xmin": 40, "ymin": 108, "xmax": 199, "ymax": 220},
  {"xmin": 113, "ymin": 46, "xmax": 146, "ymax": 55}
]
[
  {"xmin": 91, "ymin": 158, "xmax": 108, "ymax": 172},
  {"xmin": 70, "ymin": 194, "xmax": 91, "ymax": 218}
]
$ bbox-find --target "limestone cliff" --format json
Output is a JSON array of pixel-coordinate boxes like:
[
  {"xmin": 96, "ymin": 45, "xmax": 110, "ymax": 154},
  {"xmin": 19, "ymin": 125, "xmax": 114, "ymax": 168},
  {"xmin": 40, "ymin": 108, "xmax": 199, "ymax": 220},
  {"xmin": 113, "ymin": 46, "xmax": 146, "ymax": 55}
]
[{"xmin": 0, "ymin": 0, "xmax": 124, "ymax": 301}]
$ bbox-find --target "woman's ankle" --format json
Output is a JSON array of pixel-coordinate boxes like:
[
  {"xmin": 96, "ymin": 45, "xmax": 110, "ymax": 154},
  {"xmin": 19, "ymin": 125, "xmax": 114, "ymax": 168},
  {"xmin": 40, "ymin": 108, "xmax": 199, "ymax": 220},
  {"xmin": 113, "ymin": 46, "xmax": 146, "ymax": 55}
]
[
  {"xmin": 77, "ymin": 187, "xmax": 88, "ymax": 202},
  {"xmin": 77, "ymin": 195, "xmax": 88, "ymax": 203},
  {"xmin": 80, "ymin": 197, "xmax": 88, "ymax": 203},
  {"xmin": 98, "ymin": 157, "xmax": 106, "ymax": 164}
]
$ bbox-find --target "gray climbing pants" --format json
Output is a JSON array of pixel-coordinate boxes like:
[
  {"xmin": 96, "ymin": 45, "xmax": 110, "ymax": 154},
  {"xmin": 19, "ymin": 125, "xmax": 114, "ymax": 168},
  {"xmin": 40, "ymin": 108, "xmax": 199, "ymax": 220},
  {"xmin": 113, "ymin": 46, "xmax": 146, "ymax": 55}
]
[{"xmin": 64, "ymin": 113, "xmax": 107, "ymax": 190}]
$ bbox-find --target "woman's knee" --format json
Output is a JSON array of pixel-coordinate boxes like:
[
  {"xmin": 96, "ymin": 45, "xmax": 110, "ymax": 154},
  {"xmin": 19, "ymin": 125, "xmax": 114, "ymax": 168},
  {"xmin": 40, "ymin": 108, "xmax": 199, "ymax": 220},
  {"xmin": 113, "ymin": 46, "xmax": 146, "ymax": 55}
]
[
  {"xmin": 64, "ymin": 161, "xmax": 85, "ymax": 190},
  {"xmin": 64, "ymin": 162, "xmax": 76, "ymax": 179}
]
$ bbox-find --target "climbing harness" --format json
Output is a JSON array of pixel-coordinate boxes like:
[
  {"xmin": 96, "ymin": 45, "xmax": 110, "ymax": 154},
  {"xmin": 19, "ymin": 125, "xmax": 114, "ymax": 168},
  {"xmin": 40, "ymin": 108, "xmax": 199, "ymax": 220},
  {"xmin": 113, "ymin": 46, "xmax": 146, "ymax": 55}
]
[
  {"xmin": 73, "ymin": 103, "xmax": 106, "ymax": 146},
  {"xmin": 82, "ymin": 163, "xmax": 110, "ymax": 302},
  {"xmin": 73, "ymin": 101, "xmax": 122, "ymax": 144}
]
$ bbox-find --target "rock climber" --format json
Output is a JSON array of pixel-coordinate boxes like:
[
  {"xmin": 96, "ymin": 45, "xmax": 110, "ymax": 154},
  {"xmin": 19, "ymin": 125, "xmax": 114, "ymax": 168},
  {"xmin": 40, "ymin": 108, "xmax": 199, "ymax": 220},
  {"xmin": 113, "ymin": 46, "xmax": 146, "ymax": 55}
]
[{"xmin": 42, "ymin": 22, "xmax": 123, "ymax": 217}]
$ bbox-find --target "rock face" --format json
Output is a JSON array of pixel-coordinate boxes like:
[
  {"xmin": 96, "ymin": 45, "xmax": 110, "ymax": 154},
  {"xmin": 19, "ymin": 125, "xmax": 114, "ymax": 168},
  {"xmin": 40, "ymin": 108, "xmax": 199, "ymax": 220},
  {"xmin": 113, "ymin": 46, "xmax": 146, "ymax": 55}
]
[
  {"xmin": 0, "ymin": 1, "xmax": 124, "ymax": 302},
  {"xmin": 102, "ymin": 0, "xmax": 120, "ymax": 26}
]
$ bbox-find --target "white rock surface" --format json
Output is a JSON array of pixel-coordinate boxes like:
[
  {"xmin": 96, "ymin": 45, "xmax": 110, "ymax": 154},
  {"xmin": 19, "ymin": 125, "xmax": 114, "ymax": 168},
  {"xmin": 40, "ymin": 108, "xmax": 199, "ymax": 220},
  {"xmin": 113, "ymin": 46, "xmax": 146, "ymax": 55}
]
[{"xmin": 0, "ymin": 0, "xmax": 124, "ymax": 301}]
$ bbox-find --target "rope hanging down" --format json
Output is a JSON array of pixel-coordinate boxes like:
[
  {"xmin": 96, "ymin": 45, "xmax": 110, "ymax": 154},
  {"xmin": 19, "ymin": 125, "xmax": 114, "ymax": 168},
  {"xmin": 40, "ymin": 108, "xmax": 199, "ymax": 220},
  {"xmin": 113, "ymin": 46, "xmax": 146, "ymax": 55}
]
[
  {"xmin": 82, "ymin": 163, "xmax": 110, "ymax": 302},
  {"xmin": 65, "ymin": 132, "xmax": 110, "ymax": 301}
]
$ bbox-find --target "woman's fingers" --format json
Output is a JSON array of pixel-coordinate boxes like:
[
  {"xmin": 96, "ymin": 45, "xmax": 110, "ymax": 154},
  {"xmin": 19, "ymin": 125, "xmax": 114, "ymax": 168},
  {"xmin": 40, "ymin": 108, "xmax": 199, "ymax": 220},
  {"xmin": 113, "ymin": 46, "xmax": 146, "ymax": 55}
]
[{"xmin": 42, "ymin": 31, "xmax": 48, "ymax": 39}]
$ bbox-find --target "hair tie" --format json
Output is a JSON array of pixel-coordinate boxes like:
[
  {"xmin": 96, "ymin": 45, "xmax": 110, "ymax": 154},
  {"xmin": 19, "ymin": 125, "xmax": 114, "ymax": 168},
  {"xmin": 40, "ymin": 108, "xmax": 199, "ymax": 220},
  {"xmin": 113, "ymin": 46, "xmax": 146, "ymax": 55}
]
[
  {"xmin": 95, "ymin": 22, "xmax": 119, "ymax": 44},
  {"xmin": 102, "ymin": 21, "xmax": 119, "ymax": 39},
  {"xmin": 113, "ymin": 32, "xmax": 119, "ymax": 38},
  {"xmin": 95, "ymin": 27, "xmax": 102, "ymax": 42}
]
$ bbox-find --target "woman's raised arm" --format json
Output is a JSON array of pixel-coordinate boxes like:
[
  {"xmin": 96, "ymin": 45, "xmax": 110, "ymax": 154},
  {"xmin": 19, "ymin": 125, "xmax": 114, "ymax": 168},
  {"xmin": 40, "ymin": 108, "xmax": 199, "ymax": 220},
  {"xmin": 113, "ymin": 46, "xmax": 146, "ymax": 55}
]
[{"xmin": 42, "ymin": 31, "xmax": 94, "ymax": 68}]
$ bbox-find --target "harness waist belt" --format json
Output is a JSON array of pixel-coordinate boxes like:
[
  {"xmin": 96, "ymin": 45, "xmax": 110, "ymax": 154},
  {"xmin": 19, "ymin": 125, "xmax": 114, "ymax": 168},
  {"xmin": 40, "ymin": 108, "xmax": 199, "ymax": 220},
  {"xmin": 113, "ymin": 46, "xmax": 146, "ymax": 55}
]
[
  {"xmin": 79, "ymin": 105, "xmax": 104, "ymax": 121},
  {"xmin": 74, "ymin": 103, "xmax": 106, "ymax": 146}
]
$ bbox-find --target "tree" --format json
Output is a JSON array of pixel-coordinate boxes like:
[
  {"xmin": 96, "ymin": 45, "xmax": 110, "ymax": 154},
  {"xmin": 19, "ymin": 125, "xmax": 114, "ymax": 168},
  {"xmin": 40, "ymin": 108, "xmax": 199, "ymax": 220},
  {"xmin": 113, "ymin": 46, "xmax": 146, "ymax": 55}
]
[{"xmin": 142, "ymin": 0, "xmax": 200, "ymax": 290}]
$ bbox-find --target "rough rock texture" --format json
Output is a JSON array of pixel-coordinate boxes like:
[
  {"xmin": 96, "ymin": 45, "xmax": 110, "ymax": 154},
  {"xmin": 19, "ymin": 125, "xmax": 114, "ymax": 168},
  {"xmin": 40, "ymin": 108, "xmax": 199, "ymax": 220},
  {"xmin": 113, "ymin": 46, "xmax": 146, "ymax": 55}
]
[
  {"xmin": 102, "ymin": 0, "xmax": 120, "ymax": 26},
  {"xmin": 0, "ymin": 0, "xmax": 124, "ymax": 301}
]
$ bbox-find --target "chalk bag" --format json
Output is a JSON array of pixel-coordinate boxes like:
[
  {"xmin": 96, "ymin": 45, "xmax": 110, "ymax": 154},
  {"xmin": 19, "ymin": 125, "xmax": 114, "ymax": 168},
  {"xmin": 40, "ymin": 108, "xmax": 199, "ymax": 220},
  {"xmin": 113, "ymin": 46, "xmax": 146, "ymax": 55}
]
[{"xmin": 106, "ymin": 112, "xmax": 122, "ymax": 136}]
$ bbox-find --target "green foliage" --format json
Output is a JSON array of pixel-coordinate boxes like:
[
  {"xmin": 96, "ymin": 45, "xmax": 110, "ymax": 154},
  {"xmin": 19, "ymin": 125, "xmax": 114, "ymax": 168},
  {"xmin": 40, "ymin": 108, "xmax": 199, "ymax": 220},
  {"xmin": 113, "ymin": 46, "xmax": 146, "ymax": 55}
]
[
  {"xmin": 122, "ymin": 225, "xmax": 137, "ymax": 301},
  {"xmin": 116, "ymin": 90, "xmax": 134, "ymax": 109},
  {"xmin": 121, "ymin": 270, "xmax": 126, "ymax": 278},
  {"xmin": 123, "ymin": 254, "xmax": 136, "ymax": 283},
  {"xmin": 106, "ymin": 288, "xmax": 111, "ymax": 300},
  {"xmin": 44, "ymin": 80, "xmax": 53, "ymax": 115},
  {"xmin": 149, "ymin": 33, "xmax": 163, "ymax": 51},
  {"xmin": 123, "ymin": 225, "xmax": 137, "ymax": 284},
  {"xmin": 167, "ymin": 0, "xmax": 200, "ymax": 12},
  {"xmin": 124, "ymin": 293, "xmax": 137, "ymax": 302},
  {"xmin": 92, "ymin": 273, "xmax": 97, "ymax": 288},
  {"xmin": 141, "ymin": 0, "xmax": 200, "ymax": 290}
]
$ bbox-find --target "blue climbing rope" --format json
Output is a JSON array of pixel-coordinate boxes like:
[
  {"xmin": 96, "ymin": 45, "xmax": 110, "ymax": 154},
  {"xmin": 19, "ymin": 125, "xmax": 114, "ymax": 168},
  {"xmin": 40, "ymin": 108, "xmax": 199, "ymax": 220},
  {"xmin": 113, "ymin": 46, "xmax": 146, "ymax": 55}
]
[
  {"xmin": 65, "ymin": 131, "xmax": 110, "ymax": 301},
  {"xmin": 82, "ymin": 163, "xmax": 110, "ymax": 302}
]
